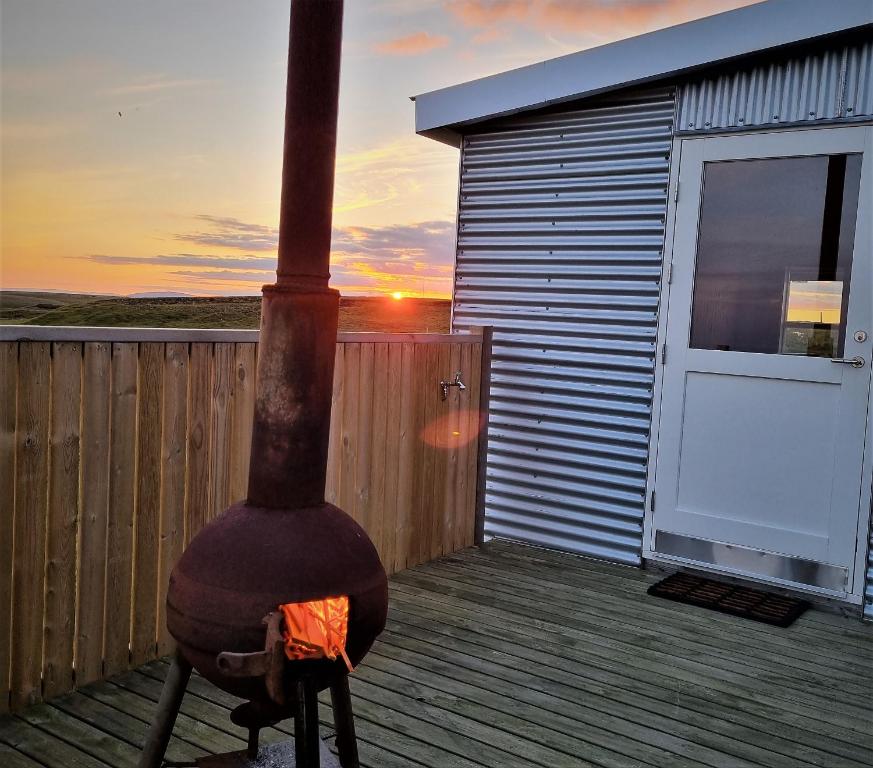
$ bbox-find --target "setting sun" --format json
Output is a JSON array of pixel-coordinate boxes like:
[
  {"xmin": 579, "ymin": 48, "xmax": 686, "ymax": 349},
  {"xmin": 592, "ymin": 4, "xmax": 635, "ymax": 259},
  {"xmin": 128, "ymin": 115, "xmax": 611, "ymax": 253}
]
[{"xmin": 392, "ymin": 291, "xmax": 404, "ymax": 300}]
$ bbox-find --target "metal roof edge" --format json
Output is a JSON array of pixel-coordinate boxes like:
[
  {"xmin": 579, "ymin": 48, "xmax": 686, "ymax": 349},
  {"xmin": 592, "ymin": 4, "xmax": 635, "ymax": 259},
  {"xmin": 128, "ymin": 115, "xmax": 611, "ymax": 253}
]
[{"xmin": 414, "ymin": 0, "xmax": 873, "ymax": 141}]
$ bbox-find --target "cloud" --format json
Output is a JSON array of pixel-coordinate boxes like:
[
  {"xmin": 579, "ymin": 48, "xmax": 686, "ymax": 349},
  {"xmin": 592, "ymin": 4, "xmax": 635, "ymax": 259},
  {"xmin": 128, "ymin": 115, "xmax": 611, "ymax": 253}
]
[
  {"xmin": 330, "ymin": 220, "xmax": 455, "ymax": 294},
  {"xmin": 81, "ymin": 218, "xmax": 456, "ymax": 296},
  {"xmin": 333, "ymin": 137, "xmax": 457, "ymax": 217},
  {"xmin": 83, "ymin": 253, "xmax": 276, "ymax": 270},
  {"xmin": 333, "ymin": 220, "xmax": 454, "ymax": 259},
  {"xmin": 446, "ymin": 0, "xmax": 528, "ymax": 26},
  {"xmin": 375, "ymin": 31, "xmax": 451, "ymax": 56},
  {"xmin": 175, "ymin": 215, "xmax": 280, "ymax": 251},
  {"xmin": 446, "ymin": 0, "xmax": 761, "ymax": 40}
]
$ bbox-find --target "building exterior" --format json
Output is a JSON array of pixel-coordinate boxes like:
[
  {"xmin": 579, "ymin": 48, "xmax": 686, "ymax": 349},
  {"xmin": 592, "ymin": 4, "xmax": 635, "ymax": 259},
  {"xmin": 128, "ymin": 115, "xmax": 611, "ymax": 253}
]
[{"xmin": 414, "ymin": 0, "xmax": 873, "ymax": 617}]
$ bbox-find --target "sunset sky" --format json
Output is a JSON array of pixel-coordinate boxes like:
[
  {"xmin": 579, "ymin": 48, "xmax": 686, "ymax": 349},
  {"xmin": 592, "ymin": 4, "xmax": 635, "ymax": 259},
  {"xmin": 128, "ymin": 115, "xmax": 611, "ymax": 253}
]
[{"xmin": 1, "ymin": 0, "xmax": 760, "ymax": 298}]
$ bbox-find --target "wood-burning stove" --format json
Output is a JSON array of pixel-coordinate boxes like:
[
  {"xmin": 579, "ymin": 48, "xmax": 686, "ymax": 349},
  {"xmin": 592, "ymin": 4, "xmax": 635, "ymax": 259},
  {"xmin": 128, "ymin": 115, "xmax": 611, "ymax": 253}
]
[{"xmin": 138, "ymin": 2, "xmax": 388, "ymax": 765}]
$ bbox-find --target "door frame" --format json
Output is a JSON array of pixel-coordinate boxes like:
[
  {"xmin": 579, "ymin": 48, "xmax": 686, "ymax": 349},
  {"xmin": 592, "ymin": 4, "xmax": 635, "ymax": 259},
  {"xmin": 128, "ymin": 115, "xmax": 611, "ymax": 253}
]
[{"xmin": 642, "ymin": 124, "xmax": 873, "ymax": 605}]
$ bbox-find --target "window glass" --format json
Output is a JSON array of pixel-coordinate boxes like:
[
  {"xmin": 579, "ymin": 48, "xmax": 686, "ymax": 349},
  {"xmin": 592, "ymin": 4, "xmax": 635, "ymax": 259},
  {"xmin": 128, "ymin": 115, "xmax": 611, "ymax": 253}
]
[{"xmin": 689, "ymin": 154, "xmax": 862, "ymax": 357}]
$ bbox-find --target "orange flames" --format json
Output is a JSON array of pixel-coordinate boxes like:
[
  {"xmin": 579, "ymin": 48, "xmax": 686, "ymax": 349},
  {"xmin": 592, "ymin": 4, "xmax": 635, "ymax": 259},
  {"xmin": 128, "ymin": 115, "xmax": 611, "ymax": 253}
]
[{"xmin": 279, "ymin": 596, "xmax": 353, "ymax": 671}]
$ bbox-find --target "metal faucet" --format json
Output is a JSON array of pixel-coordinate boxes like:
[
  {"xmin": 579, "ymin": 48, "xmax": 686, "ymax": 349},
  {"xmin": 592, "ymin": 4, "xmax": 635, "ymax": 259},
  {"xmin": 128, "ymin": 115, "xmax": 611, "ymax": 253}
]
[{"xmin": 440, "ymin": 371, "xmax": 466, "ymax": 401}]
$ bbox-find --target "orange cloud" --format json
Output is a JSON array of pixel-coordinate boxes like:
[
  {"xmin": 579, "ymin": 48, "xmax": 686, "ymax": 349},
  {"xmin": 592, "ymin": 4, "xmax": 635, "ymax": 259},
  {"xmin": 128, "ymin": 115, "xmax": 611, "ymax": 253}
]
[
  {"xmin": 375, "ymin": 31, "xmax": 451, "ymax": 56},
  {"xmin": 447, "ymin": 0, "xmax": 761, "ymax": 38},
  {"xmin": 446, "ymin": 0, "xmax": 529, "ymax": 26}
]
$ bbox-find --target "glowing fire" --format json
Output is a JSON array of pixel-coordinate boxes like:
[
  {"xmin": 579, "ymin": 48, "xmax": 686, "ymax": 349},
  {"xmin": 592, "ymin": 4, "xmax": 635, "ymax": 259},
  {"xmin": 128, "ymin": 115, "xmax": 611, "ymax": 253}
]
[{"xmin": 279, "ymin": 596, "xmax": 352, "ymax": 671}]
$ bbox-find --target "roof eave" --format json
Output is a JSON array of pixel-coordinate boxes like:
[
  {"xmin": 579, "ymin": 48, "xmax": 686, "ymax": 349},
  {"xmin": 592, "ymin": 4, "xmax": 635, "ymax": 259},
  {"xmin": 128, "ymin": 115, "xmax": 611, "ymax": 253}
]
[{"xmin": 414, "ymin": 0, "xmax": 873, "ymax": 143}]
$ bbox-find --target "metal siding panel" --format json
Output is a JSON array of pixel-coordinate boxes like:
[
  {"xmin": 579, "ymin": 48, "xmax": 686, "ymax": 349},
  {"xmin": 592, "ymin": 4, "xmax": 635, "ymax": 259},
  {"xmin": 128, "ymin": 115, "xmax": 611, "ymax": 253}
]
[
  {"xmin": 845, "ymin": 39, "xmax": 873, "ymax": 118},
  {"xmin": 678, "ymin": 39, "xmax": 873, "ymax": 132},
  {"xmin": 453, "ymin": 89, "xmax": 673, "ymax": 564},
  {"xmin": 867, "ymin": 523, "xmax": 873, "ymax": 619}
]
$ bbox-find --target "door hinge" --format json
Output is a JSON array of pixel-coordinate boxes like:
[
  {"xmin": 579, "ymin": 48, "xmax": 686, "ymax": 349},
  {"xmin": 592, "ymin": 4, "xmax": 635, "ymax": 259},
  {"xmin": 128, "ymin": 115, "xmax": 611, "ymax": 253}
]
[
  {"xmin": 650, "ymin": 491, "xmax": 656, "ymax": 512},
  {"xmin": 660, "ymin": 343, "xmax": 667, "ymax": 364},
  {"xmin": 673, "ymin": 182, "xmax": 680, "ymax": 203},
  {"xmin": 665, "ymin": 261, "xmax": 673, "ymax": 284}
]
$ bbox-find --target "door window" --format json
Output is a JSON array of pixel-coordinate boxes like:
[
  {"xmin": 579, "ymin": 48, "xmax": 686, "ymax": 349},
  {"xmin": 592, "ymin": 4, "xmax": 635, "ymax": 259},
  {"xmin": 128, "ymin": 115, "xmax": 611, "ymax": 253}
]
[{"xmin": 689, "ymin": 154, "xmax": 862, "ymax": 357}]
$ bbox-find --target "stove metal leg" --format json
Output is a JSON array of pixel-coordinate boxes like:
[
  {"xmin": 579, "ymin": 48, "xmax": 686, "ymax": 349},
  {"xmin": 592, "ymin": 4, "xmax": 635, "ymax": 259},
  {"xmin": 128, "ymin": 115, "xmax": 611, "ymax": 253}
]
[
  {"xmin": 246, "ymin": 727, "xmax": 260, "ymax": 759},
  {"xmin": 138, "ymin": 649, "xmax": 192, "ymax": 768},
  {"xmin": 330, "ymin": 674, "xmax": 359, "ymax": 768},
  {"xmin": 303, "ymin": 680, "xmax": 321, "ymax": 765},
  {"xmin": 294, "ymin": 681, "xmax": 306, "ymax": 766},
  {"xmin": 293, "ymin": 679, "xmax": 321, "ymax": 767}
]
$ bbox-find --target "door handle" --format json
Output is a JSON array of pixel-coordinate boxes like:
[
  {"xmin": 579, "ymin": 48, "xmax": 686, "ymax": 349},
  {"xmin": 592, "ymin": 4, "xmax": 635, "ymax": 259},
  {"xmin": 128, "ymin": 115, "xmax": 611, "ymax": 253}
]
[{"xmin": 830, "ymin": 356, "xmax": 866, "ymax": 368}]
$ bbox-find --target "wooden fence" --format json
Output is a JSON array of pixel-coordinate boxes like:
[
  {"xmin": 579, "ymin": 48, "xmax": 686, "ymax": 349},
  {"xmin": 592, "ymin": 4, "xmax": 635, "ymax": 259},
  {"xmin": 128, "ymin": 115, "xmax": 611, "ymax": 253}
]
[{"xmin": 0, "ymin": 327, "xmax": 486, "ymax": 712}]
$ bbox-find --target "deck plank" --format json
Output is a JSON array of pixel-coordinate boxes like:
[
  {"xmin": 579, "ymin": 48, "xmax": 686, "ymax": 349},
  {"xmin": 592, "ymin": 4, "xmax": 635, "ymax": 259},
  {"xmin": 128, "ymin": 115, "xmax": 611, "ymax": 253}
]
[
  {"xmin": 460, "ymin": 547, "xmax": 873, "ymax": 661},
  {"xmin": 431, "ymin": 554, "xmax": 873, "ymax": 678},
  {"xmin": 0, "ymin": 742, "xmax": 44, "ymax": 767},
  {"xmin": 53, "ymin": 685, "xmax": 202, "ymax": 764},
  {"xmin": 392, "ymin": 568, "xmax": 872, "ymax": 731},
  {"xmin": 18, "ymin": 703, "xmax": 140, "ymax": 767},
  {"xmin": 0, "ymin": 542, "xmax": 870, "ymax": 768},
  {"xmin": 383, "ymin": 599, "xmax": 873, "ymax": 766},
  {"xmin": 0, "ymin": 714, "xmax": 107, "ymax": 768},
  {"xmin": 479, "ymin": 541, "xmax": 873, "ymax": 647}
]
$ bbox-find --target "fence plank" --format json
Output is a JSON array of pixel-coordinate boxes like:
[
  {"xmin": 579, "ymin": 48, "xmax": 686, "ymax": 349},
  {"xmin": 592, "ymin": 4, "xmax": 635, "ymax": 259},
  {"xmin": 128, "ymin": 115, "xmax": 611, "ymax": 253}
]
[
  {"xmin": 185, "ymin": 343, "xmax": 212, "ymax": 544},
  {"xmin": 104, "ymin": 343, "xmax": 138, "ymax": 677},
  {"xmin": 454, "ymin": 343, "xmax": 473, "ymax": 553},
  {"xmin": 355, "ymin": 344, "xmax": 374, "ymax": 531},
  {"xmin": 466, "ymin": 342, "xmax": 484, "ymax": 548},
  {"xmin": 340, "ymin": 344, "xmax": 360, "ymax": 523},
  {"xmin": 209, "ymin": 344, "xmax": 234, "ymax": 517},
  {"xmin": 381, "ymin": 344, "xmax": 402, "ymax": 574},
  {"xmin": 131, "ymin": 343, "xmax": 163, "ymax": 666},
  {"xmin": 76, "ymin": 343, "xmax": 112, "ymax": 688},
  {"xmin": 369, "ymin": 344, "xmax": 389, "ymax": 564},
  {"xmin": 43, "ymin": 342, "xmax": 81, "ymax": 698},
  {"xmin": 430, "ymin": 343, "xmax": 452, "ymax": 560},
  {"xmin": 419, "ymin": 344, "xmax": 441, "ymax": 567},
  {"xmin": 0, "ymin": 342, "xmax": 19, "ymax": 712},
  {"xmin": 11, "ymin": 342, "xmax": 50, "ymax": 709},
  {"xmin": 407, "ymin": 344, "xmax": 428, "ymax": 568},
  {"xmin": 157, "ymin": 343, "xmax": 188, "ymax": 656},
  {"xmin": 325, "ymin": 344, "xmax": 344, "ymax": 505},
  {"xmin": 394, "ymin": 343, "xmax": 416, "ymax": 572},
  {"xmin": 442, "ymin": 343, "xmax": 462, "ymax": 558},
  {"xmin": 228, "ymin": 343, "xmax": 256, "ymax": 505}
]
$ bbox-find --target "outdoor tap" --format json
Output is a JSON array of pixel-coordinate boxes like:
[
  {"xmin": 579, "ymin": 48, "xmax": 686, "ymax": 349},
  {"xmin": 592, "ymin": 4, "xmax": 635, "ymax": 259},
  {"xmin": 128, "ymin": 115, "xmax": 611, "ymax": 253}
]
[{"xmin": 440, "ymin": 371, "xmax": 466, "ymax": 401}]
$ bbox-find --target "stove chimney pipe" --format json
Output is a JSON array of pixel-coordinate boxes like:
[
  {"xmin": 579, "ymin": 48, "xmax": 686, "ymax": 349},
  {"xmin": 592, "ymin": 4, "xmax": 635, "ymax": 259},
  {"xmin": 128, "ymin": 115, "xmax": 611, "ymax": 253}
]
[{"xmin": 247, "ymin": 0, "xmax": 344, "ymax": 509}]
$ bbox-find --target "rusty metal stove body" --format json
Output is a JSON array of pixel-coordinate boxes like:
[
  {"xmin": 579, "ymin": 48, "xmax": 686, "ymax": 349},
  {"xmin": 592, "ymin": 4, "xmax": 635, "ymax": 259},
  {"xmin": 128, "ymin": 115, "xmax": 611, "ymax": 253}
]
[{"xmin": 138, "ymin": 2, "xmax": 388, "ymax": 766}]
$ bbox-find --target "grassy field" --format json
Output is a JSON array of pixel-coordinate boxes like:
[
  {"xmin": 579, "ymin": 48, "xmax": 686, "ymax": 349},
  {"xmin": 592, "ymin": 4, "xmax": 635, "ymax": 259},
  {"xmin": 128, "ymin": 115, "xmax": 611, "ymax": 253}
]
[{"xmin": 0, "ymin": 292, "xmax": 451, "ymax": 333}]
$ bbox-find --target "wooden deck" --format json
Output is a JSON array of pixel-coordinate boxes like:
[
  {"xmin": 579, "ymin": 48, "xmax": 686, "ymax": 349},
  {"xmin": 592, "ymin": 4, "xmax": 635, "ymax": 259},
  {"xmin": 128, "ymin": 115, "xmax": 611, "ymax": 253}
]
[{"xmin": 2, "ymin": 541, "xmax": 872, "ymax": 767}]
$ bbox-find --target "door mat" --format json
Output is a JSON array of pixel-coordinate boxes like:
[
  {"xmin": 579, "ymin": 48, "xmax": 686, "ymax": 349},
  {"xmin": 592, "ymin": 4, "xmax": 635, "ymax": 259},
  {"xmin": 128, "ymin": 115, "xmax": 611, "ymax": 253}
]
[{"xmin": 647, "ymin": 572, "xmax": 810, "ymax": 627}]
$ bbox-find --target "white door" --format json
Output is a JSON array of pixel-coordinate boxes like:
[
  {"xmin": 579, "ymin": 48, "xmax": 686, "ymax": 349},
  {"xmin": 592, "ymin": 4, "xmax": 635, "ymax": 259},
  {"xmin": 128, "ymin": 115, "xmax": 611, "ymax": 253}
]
[{"xmin": 652, "ymin": 127, "xmax": 873, "ymax": 595}]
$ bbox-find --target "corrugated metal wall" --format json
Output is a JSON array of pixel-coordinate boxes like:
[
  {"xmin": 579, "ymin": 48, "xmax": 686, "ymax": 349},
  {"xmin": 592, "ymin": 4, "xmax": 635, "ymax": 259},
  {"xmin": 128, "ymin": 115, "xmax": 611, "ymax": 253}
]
[
  {"xmin": 678, "ymin": 38, "xmax": 873, "ymax": 132},
  {"xmin": 452, "ymin": 89, "xmax": 675, "ymax": 565}
]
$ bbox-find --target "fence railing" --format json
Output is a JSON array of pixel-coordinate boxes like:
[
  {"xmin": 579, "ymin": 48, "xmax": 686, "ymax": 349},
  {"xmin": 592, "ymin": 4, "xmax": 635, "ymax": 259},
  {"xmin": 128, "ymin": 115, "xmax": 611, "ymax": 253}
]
[{"xmin": 0, "ymin": 327, "xmax": 487, "ymax": 712}]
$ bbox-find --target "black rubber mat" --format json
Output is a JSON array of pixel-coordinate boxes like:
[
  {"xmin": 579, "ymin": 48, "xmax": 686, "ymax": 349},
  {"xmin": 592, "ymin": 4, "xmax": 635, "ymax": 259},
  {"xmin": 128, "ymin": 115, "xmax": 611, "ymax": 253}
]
[{"xmin": 647, "ymin": 571, "xmax": 810, "ymax": 627}]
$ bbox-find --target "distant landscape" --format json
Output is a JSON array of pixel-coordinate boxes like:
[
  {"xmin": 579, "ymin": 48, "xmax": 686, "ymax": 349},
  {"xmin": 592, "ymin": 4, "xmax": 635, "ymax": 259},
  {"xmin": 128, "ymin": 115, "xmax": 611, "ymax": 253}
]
[{"xmin": 0, "ymin": 292, "xmax": 451, "ymax": 334}]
